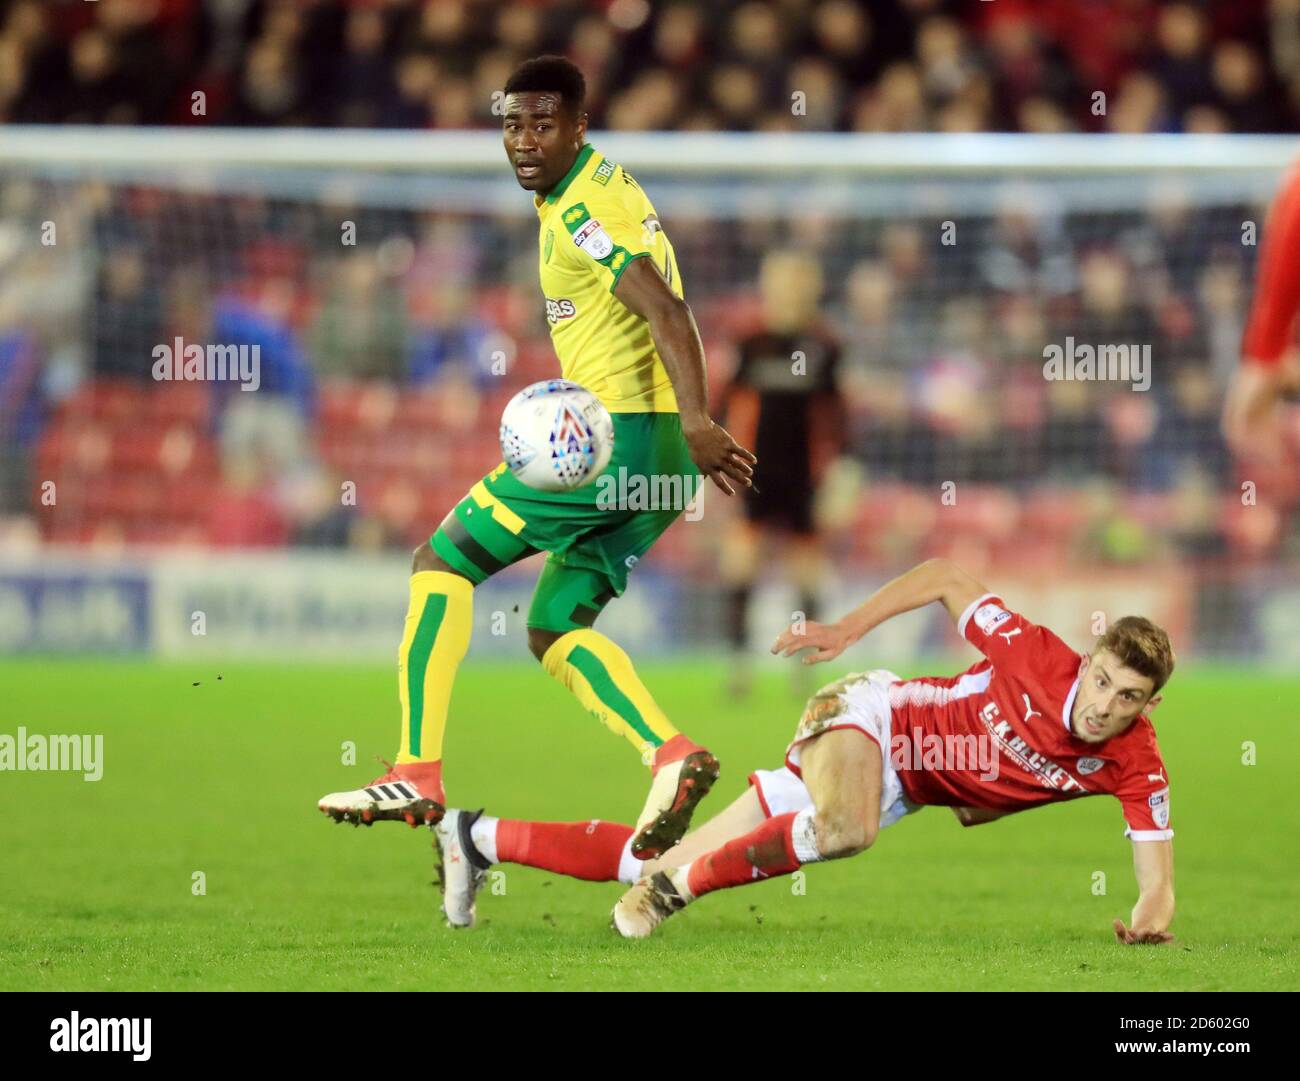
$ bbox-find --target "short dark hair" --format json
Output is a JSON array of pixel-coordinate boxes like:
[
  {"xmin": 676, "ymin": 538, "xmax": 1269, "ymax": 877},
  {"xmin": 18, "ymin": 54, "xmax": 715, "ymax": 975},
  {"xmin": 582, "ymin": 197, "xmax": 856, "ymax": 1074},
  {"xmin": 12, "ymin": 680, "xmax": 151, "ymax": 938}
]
[
  {"xmin": 1093, "ymin": 616, "xmax": 1176, "ymax": 693},
  {"xmin": 504, "ymin": 55, "xmax": 586, "ymax": 114}
]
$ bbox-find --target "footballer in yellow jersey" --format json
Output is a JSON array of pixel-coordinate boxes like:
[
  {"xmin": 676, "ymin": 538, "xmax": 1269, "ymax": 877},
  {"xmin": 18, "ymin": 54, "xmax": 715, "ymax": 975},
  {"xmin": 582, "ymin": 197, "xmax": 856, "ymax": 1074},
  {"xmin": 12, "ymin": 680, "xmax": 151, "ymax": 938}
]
[{"xmin": 318, "ymin": 57, "xmax": 756, "ymax": 920}]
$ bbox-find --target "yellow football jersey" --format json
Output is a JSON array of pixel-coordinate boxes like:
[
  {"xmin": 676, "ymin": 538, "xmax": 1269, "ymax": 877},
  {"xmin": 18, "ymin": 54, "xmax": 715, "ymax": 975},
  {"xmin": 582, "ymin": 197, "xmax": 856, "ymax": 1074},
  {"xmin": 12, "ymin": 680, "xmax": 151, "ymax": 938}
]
[{"xmin": 535, "ymin": 143, "xmax": 683, "ymax": 413}]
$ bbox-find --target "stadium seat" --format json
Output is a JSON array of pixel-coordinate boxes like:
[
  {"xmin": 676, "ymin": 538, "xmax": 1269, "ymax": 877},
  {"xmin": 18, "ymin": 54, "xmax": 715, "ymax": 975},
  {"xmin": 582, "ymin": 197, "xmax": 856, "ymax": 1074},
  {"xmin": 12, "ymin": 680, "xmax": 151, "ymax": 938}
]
[{"xmin": 148, "ymin": 382, "xmax": 211, "ymax": 427}]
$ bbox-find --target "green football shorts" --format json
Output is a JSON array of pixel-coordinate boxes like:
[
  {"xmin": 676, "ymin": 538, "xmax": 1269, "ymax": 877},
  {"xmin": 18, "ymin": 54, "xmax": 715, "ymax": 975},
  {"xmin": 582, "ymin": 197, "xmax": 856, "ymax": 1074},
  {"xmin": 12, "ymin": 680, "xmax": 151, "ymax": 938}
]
[{"xmin": 430, "ymin": 412, "xmax": 701, "ymax": 632}]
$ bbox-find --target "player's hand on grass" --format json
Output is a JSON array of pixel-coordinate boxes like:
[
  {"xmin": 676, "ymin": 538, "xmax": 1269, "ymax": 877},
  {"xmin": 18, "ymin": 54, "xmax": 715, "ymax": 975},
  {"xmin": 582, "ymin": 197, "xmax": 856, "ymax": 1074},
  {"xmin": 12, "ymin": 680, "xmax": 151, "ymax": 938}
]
[
  {"xmin": 770, "ymin": 618, "xmax": 855, "ymax": 665},
  {"xmin": 1112, "ymin": 919, "xmax": 1174, "ymax": 946},
  {"xmin": 683, "ymin": 418, "xmax": 756, "ymax": 495}
]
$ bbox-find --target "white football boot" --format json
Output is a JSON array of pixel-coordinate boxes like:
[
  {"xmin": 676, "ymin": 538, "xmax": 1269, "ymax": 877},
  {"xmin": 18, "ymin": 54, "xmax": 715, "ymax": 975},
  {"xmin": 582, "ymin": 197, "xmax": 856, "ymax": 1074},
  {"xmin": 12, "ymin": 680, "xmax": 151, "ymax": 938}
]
[
  {"xmin": 631, "ymin": 748, "xmax": 720, "ymax": 861},
  {"xmin": 611, "ymin": 869, "xmax": 694, "ymax": 939},
  {"xmin": 433, "ymin": 809, "xmax": 490, "ymax": 929},
  {"xmin": 318, "ymin": 762, "xmax": 444, "ymax": 828}
]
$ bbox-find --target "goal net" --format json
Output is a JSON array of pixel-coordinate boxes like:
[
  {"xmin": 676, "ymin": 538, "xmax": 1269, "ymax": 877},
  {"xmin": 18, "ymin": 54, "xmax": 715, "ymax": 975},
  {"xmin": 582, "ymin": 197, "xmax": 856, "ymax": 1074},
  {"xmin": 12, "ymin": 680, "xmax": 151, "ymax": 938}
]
[{"xmin": 0, "ymin": 128, "xmax": 1295, "ymax": 660}]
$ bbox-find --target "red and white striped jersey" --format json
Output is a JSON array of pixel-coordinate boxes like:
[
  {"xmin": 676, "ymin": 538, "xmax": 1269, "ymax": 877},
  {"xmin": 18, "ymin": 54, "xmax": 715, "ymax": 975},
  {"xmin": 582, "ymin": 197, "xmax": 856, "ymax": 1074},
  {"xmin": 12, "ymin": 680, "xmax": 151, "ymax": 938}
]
[{"xmin": 885, "ymin": 594, "xmax": 1173, "ymax": 841}]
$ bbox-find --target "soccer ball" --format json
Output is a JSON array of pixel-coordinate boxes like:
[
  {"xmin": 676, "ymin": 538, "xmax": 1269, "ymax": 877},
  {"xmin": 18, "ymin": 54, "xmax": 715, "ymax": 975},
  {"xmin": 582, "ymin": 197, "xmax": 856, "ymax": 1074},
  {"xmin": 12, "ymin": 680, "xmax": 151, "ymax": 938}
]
[{"xmin": 499, "ymin": 379, "xmax": 615, "ymax": 491}]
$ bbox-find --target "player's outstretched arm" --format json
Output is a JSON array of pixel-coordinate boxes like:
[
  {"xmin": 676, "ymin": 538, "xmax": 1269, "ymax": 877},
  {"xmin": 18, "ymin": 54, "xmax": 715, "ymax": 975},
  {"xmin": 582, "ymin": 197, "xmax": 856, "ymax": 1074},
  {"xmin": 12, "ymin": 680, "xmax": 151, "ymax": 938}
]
[
  {"xmin": 771, "ymin": 557, "xmax": 987, "ymax": 665},
  {"xmin": 1114, "ymin": 838, "xmax": 1175, "ymax": 945},
  {"xmin": 613, "ymin": 257, "xmax": 756, "ymax": 495}
]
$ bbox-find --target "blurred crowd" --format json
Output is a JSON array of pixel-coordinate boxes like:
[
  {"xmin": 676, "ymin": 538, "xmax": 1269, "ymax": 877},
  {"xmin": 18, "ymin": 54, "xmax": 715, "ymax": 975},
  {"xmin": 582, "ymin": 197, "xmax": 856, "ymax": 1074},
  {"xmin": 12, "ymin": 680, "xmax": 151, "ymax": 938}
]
[
  {"xmin": 1, "ymin": 0, "xmax": 1298, "ymax": 134},
  {"xmin": 1, "ymin": 169, "xmax": 1296, "ymax": 566},
  {"xmin": 1, "ymin": 0, "xmax": 1297, "ymax": 565}
]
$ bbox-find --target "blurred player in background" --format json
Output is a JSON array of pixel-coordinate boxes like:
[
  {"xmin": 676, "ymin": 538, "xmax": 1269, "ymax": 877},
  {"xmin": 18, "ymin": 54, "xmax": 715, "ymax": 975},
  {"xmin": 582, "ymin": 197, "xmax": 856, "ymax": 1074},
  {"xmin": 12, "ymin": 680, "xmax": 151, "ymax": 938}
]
[
  {"xmin": 436, "ymin": 559, "xmax": 1176, "ymax": 946},
  {"xmin": 319, "ymin": 56, "xmax": 756, "ymax": 872},
  {"xmin": 1222, "ymin": 162, "xmax": 1300, "ymax": 464},
  {"xmin": 720, "ymin": 250, "xmax": 845, "ymax": 698}
]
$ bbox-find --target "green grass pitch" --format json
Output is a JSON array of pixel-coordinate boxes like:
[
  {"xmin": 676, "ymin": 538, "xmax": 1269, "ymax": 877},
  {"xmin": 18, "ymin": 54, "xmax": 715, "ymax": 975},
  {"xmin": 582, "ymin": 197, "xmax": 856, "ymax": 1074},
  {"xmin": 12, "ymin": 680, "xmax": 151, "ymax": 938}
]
[{"xmin": 0, "ymin": 658, "xmax": 1295, "ymax": 991}]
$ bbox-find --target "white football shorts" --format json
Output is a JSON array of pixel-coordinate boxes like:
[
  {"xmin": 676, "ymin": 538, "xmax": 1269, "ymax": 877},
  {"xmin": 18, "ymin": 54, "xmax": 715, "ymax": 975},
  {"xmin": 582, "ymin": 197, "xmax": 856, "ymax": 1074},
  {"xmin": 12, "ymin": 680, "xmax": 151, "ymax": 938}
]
[{"xmin": 748, "ymin": 669, "xmax": 923, "ymax": 831}]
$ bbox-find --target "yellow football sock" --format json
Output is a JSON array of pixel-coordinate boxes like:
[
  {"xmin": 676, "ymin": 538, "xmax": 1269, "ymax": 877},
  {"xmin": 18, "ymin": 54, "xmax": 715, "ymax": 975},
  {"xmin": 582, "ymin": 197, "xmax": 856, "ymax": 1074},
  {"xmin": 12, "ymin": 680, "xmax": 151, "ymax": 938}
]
[
  {"xmin": 540, "ymin": 628, "xmax": 680, "ymax": 762},
  {"xmin": 396, "ymin": 571, "xmax": 473, "ymax": 763}
]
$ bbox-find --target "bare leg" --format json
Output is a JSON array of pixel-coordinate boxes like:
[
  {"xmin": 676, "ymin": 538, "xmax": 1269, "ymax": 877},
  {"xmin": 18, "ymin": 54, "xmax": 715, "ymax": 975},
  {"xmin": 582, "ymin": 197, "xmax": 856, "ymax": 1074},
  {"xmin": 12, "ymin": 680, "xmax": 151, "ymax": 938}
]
[
  {"xmin": 641, "ymin": 787, "xmax": 766, "ymax": 876},
  {"xmin": 610, "ymin": 729, "xmax": 884, "ymax": 937},
  {"xmin": 797, "ymin": 728, "xmax": 882, "ymax": 856},
  {"xmin": 648, "ymin": 728, "xmax": 882, "ymax": 880}
]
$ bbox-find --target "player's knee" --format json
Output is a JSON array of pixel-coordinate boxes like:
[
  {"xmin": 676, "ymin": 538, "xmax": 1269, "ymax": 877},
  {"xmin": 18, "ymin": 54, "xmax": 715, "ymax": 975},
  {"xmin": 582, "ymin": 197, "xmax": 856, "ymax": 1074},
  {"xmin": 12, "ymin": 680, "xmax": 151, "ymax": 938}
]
[
  {"xmin": 814, "ymin": 811, "xmax": 876, "ymax": 859},
  {"xmin": 412, "ymin": 540, "xmax": 452, "ymax": 574},
  {"xmin": 527, "ymin": 627, "xmax": 563, "ymax": 663}
]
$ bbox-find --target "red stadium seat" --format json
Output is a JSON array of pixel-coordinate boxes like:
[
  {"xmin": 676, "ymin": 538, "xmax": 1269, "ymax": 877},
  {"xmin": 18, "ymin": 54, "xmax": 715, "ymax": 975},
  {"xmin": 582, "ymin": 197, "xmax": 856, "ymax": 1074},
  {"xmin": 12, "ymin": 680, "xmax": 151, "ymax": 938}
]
[
  {"xmin": 148, "ymin": 382, "xmax": 211, "ymax": 427},
  {"xmin": 318, "ymin": 380, "xmax": 368, "ymax": 428},
  {"xmin": 392, "ymin": 387, "xmax": 448, "ymax": 432},
  {"xmin": 88, "ymin": 379, "xmax": 153, "ymax": 422}
]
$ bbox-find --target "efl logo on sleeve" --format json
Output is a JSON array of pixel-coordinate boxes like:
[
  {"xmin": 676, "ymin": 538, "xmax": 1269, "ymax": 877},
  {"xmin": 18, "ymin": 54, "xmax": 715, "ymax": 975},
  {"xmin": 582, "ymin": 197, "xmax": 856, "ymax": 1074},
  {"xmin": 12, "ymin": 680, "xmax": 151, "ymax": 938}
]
[
  {"xmin": 974, "ymin": 602, "xmax": 1012, "ymax": 636},
  {"xmin": 572, "ymin": 219, "xmax": 614, "ymax": 260},
  {"xmin": 1148, "ymin": 787, "xmax": 1170, "ymax": 829}
]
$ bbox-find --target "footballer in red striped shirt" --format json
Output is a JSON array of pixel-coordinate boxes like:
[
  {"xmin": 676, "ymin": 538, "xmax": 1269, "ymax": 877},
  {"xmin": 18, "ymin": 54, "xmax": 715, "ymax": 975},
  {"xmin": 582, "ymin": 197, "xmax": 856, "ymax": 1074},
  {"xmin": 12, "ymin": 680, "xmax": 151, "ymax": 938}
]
[
  {"xmin": 878, "ymin": 591, "xmax": 1173, "ymax": 840},
  {"xmin": 434, "ymin": 558, "xmax": 1178, "ymax": 946}
]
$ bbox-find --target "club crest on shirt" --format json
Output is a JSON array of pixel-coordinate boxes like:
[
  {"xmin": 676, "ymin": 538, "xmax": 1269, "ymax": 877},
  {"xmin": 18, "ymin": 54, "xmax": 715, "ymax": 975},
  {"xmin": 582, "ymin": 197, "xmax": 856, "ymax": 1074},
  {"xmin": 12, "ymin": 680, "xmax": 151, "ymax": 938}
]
[
  {"xmin": 1077, "ymin": 756, "xmax": 1104, "ymax": 775},
  {"xmin": 974, "ymin": 602, "xmax": 1012, "ymax": 636}
]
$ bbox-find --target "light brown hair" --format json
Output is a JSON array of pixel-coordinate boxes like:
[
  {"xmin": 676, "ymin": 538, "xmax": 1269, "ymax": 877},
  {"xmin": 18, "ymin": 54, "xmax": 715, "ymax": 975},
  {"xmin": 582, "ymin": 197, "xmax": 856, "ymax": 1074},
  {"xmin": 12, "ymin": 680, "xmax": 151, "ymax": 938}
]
[{"xmin": 1093, "ymin": 616, "xmax": 1176, "ymax": 693}]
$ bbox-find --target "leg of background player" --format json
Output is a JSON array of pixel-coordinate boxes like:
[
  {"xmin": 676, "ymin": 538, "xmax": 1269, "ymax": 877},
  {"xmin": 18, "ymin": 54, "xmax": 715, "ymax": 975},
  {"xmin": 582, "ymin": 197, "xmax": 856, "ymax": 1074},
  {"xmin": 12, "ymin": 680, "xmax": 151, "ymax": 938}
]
[
  {"xmin": 721, "ymin": 519, "xmax": 763, "ymax": 698},
  {"xmin": 786, "ymin": 532, "xmax": 826, "ymax": 625},
  {"xmin": 786, "ymin": 531, "xmax": 828, "ymax": 698},
  {"xmin": 611, "ymin": 729, "xmax": 882, "ymax": 938}
]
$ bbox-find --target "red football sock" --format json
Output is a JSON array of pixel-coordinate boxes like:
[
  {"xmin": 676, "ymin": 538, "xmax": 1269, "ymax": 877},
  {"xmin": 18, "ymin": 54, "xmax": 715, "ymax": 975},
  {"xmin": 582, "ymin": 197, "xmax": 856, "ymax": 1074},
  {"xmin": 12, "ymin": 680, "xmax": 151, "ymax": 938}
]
[
  {"xmin": 495, "ymin": 819, "xmax": 634, "ymax": 882},
  {"xmin": 686, "ymin": 811, "xmax": 801, "ymax": 897},
  {"xmin": 653, "ymin": 734, "xmax": 705, "ymax": 774}
]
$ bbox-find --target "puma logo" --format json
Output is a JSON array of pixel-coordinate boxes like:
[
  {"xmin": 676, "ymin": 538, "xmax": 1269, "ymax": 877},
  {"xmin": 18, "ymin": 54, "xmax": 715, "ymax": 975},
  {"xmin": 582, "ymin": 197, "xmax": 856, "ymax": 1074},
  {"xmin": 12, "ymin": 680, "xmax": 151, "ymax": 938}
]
[
  {"xmin": 1021, "ymin": 694, "xmax": 1041, "ymax": 721},
  {"xmin": 998, "ymin": 627, "xmax": 1022, "ymax": 644}
]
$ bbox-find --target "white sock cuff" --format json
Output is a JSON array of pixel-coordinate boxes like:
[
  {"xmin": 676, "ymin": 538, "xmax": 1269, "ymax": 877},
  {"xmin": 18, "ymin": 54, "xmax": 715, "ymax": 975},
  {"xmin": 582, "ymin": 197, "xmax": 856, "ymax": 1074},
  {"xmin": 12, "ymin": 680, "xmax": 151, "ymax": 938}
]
[
  {"xmin": 791, "ymin": 808, "xmax": 822, "ymax": 864},
  {"xmin": 669, "ymin": 863, "xmax": 695, "ymax": 902},
  {"xmin": 469, "ymin": 813, "xmax": 499, "ymax": 864},
  {"xmin": 616, "ymin": 836, "xmax": 641, "ymax": 884}
]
